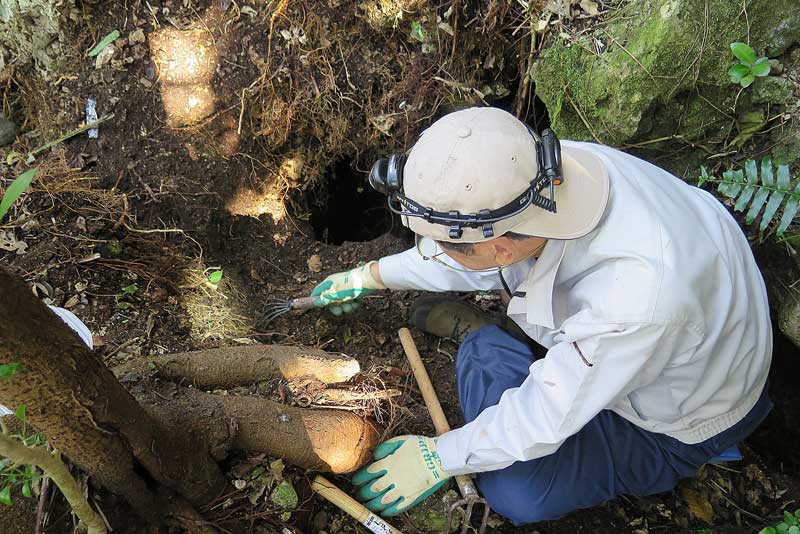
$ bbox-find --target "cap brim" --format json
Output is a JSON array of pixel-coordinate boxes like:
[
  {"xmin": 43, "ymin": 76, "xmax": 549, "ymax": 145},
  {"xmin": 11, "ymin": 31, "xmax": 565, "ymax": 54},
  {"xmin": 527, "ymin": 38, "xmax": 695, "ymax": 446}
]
[{"xmin": 405, "ymin": 143, "xmax": 610, "ymax": 242}]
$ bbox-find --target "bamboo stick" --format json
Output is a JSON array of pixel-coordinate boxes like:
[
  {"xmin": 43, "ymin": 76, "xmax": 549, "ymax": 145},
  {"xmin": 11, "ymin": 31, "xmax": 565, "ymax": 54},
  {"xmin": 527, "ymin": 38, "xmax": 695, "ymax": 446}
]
[
  {"xmin": 311, "ymin": 475, "xmax": 402, "ymax": 534},
  {"xmin": 397, "ymin": 328, "xmax": 479, "ymax": 498}
]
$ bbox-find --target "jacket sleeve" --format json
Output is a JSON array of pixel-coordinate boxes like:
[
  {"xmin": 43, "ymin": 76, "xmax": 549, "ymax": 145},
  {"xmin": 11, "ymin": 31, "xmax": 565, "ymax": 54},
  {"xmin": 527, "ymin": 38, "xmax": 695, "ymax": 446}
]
[
  {"xmin": 436, "ymin": 313, "xmax": 699, "ymax": 474},
  {"xmin": 377, "ymin": 238, "xmax": 503, "ymax": 292}
]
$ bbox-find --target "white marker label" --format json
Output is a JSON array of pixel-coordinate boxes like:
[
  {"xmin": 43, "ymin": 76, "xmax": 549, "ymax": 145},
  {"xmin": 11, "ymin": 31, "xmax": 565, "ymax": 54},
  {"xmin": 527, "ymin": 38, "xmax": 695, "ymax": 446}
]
[{"xmin": 363, "ymin": 513, "xmax": 394, "ymax": 534}]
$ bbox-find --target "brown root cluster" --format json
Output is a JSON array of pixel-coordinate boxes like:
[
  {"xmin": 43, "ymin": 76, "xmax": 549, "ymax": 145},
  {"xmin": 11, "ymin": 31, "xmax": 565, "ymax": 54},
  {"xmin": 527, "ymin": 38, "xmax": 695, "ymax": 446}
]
[{"xmin": 131, "ymin": 344, "xmax": 384, "ymax": 474}]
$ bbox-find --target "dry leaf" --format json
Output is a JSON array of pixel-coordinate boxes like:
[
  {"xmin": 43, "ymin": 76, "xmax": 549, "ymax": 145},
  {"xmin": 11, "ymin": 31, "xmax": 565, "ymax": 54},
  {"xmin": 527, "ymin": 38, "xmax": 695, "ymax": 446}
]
[
  {"xmin": 682, "ymin": 487, "xmax": 714, "ymax": 523},
  {"xmin": 544, "ymin": 0, "xmax": 571, "ymax": 17},
  {"xmin": 580, "ymin": 0, "xmax": 600, "ymax": 15},
  {"xmin": 307, "ymin": 254, "xmax": 323, "ymax": 273},
  {"xmin": 369, "ymin": 114, "xmax": 397, "ymax": 135},
  {"xmin": 0, "ymin": 230, "xmax": 28, "ymax": 255}
]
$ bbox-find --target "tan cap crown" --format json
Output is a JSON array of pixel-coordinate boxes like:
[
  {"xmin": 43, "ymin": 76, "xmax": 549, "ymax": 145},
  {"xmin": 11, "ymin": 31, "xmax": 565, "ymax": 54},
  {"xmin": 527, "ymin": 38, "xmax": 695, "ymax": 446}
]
[{"xmin": 401, "ymin": 107, "xmax": 609, "ymax": 242}]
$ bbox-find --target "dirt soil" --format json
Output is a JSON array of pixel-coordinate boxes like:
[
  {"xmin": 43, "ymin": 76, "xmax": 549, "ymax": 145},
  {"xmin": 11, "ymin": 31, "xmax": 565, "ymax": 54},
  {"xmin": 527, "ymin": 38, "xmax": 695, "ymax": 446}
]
[{"xmin": 1, "ymin": 0, "xmax": 799, "ymax": 533}]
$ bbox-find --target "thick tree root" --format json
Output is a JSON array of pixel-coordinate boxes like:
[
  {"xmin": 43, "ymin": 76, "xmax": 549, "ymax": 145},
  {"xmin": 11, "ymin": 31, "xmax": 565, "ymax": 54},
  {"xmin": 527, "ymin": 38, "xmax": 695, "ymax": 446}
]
[
  {"xmin": 147, "ymin": 345, "xmax": 361, "ymax": 387},
  {"xmin": 144, "ymin": 385, "xmax": 382, "ymax": 474}
]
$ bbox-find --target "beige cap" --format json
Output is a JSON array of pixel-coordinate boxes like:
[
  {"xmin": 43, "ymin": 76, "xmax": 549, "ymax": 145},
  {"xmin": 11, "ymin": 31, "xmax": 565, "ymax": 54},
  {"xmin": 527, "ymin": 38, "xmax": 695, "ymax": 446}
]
[{"xmin": 402, "ymin": 107, "xmax": 610, "ymax": 242}]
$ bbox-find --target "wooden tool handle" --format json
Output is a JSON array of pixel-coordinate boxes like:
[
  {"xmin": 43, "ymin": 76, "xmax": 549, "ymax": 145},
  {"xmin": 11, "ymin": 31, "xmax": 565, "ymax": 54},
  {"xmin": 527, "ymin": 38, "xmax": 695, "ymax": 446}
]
[
  {"xmin": 312, "ymin": 475, "xmax": 403, "ymax": 534},
  {"xmin": 397, "ymin": 328, "xmax": 480, "ymax": 498},
  {"xmin": 291, "ymin": 296, "xmax": 317, "ymax": 310},
  {"xmin": 398, "ymin": 328, "xmax": 451, "ymax": 434}
]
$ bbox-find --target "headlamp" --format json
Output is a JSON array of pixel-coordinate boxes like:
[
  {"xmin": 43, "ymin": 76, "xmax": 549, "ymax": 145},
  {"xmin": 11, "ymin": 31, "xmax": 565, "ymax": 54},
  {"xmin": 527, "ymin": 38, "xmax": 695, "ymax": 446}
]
[{"xmin": 368, "ymin": 126, "xmax": 564, "ymax": 240}]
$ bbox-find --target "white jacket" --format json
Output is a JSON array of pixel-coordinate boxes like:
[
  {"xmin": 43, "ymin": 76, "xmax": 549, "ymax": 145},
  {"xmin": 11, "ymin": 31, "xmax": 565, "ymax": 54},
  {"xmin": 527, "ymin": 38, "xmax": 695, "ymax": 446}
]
[{"xmin": 378, "ymin": 141, "xmax": 772, "ymax": 475}]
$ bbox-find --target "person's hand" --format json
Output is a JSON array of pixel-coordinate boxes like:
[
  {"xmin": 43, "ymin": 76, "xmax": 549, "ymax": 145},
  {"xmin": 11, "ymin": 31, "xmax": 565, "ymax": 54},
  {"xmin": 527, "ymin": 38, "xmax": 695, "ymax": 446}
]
[
  {"xmin": 351, "ymin": 435, "xmax": 451, "ymax": 516},
  {"xmin": 311, "ymin": 261, "xmax": 385, "ymax": 315}
]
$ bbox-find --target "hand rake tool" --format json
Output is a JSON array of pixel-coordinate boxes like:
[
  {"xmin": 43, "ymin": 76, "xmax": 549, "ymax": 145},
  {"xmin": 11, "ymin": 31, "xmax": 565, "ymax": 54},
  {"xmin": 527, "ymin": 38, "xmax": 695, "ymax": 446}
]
[
  {"xmin": 398, "ymin": 327, "xmax": 491, "ymax": 534},
  {"xmin": 261, "ymin": 296, "xmax": 316, "ymax": 324}
]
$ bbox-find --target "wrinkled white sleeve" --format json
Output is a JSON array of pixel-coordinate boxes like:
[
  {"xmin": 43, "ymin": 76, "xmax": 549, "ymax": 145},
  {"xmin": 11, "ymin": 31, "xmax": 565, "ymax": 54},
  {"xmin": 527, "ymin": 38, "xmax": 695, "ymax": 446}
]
[
  {"xmin": 378, "ymin": 238, "xmax": 503, "ymax": 292},
  {"xmin": 436, "ymin": 314, "xmax": 699, "ymax": 474}
]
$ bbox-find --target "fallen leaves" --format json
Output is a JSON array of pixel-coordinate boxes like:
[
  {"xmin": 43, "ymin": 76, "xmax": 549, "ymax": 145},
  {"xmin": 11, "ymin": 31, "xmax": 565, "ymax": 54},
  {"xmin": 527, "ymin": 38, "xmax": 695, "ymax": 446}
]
[
  {"xmin": 682, "ymin": 487, "xmax": 715, "ymax": 523},
  {"xmin": 0, "ymin": 230, "xmax": 27, "ymax": 255}
]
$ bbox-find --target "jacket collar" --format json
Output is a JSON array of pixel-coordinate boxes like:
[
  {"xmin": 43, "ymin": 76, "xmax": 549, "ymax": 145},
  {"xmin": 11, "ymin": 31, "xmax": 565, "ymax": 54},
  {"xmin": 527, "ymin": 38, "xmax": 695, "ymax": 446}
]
[{"xmin": 508, "ymin": 239, "xmax": 567, "ymax": 329}]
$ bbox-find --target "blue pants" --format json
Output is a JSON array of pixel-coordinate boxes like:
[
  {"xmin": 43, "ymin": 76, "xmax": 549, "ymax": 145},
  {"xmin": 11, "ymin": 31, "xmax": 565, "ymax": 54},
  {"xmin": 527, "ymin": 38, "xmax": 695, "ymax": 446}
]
[{"xmin": 456, "ymin": 325, "xmax": 773, "ymax": 525}]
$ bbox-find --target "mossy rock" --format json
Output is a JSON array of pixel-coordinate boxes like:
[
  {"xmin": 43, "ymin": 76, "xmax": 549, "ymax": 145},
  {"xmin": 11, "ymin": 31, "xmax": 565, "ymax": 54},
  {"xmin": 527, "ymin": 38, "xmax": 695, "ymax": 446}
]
[
  {"xmin": 533, "ymin": 0, "xmax": 800, "ymax": 145},
  {"xmin": 751, "ymin": 76, "xmax": 794, "ymax": 105},
  {"xmin": 0, "ymin": 0, "xmax": 75, "ymax": 77}
]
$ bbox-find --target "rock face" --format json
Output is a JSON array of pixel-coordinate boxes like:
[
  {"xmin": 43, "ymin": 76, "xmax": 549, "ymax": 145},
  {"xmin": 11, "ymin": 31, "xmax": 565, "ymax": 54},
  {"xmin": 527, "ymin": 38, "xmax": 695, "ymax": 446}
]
[
  {"xmin": 533, "ymin": 0, "xmax": 800, "ymax": 154},
  {"xmin": 0, "ymin": 0, "xmax": 74, "ymax": 77},
  {"xmin": 0, "ymin": 116, "xmax": 16, "ymax": 146}
]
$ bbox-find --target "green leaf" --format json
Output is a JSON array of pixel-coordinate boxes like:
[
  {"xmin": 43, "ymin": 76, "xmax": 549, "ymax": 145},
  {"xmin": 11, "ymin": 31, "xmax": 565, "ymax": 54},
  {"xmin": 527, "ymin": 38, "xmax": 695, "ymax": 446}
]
[
  {"xmin": 410, "ymin": 20, "xmax": 427, "ymax": 43},
  {"xmin": 88, "ymin": 30, "xmax": 121, "ymax": 57},
  {"xmin": 270, "ymin": 480, "xmax": 298, "ymax": 510},
  {"xmin": 698, "ymin": 166, "xmax": 710, "ymax": 187},
  {"xmin": 779, "ymin": 523, "xmax": 791, "ymax": 533},
  {"xmin": 787, "ymin": 511, "xmax": 799, "ymax": 525},
  {"xmin": 0, "ymin": 363, "xmax": 22, "ymax": 380},
  {"xmin": 752, "ymin": 58, "xmax": 771, "ymax": 77},
  {"xmin": 735, "ymin": 165, "xmax": 759, "ymax": 212},
  {"xmin": 731, "ymin": 42, "xmax": 756, "ymax": 66},
  {"xmin": 14, "ymin": 404, "xmax": 25, "ymax": 422},
  {"xmin": 729, "ymin": 64, "xmax": 750, "ymax": 82},
  {"xmin": 761, "ymin": 158, "xmax": 775, "ymax": 187},
  {"xmin": 0, "ymin": 486, "xmax": 11, "ymax": 506},
  {"xmin": 718, "ymin": 169, "xmax": 742, "ymax": 198},
  {"xmin": 740, "ymin": 73, "xmax": 756, "ymax": 88},
  {"xmin": 21, "ymin": 481, "xmax": 31, "ymax": 498},
  {"xmin": 745, "ymin": 159, "xmax": 759, "ymax": 183},
  {"xmin": 735, "ymin": 185, "xmax": 756, "ymax": 212},
  {"xmin": 208, "ymin": 270, "xmax": 223, "ymax": 284},
  {"xmin": 761, "ymin": 190, "xmax": 786, "ymax": 232},
  {"xmin": 121, "ymin": 283, "xmax": 138, "ymax": 295},
  {"xmin": 0, "ymin": 168, "xmax": 38, "ymax": 222},
  {"xmin": 789, "ymin": 525, "xmax": 800, "ymax": 534},
  {"xmin": 760, "ymin": 528, "xmax": 777, "ymax": 534},
  {"xmin": 746, "ymin": 184, "xmax": 770, "ymax": 224},
  {"xmin": 776, "ymin": 164, "xmax": 791, "ymax": 191}
]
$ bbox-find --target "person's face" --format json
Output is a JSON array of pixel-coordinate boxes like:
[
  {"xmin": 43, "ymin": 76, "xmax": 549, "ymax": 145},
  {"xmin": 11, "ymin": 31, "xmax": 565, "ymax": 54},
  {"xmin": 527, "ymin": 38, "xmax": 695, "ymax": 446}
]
[{"xmin": 442, "ymin": 235, "xmax": 547, "ymax": 270}]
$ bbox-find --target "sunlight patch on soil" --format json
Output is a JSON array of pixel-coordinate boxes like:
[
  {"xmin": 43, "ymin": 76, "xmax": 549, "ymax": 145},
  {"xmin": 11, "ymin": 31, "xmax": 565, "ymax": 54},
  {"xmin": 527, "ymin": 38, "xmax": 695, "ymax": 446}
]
[
  {"xmin": 149, "ymin": 28, "xmax": 219, "ymax": 127},
  {"xmin": 225, "ymin": 155, "xmax": 304, "ymax": 219}
]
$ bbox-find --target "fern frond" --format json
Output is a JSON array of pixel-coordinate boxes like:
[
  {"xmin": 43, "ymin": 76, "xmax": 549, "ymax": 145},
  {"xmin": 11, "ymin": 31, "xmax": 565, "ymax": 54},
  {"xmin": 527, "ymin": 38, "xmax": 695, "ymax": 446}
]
[{"xmin": 697, "ymin": 158, "xmax": 798, "ymax": 236}]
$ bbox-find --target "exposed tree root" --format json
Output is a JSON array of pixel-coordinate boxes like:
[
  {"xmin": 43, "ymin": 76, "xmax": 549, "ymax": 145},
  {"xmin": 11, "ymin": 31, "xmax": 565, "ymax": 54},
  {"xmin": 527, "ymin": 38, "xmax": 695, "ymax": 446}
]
[
  {"xmin": 147, "ymin": 345, "xmax": 361, "ymax": 387},
  {"xmin": 143, "ymin": 385, "xmax": 381, "ymax": 474},
  {"xmin": 311, "ymin": 388, "xmax": 402, "ymax": 405}
]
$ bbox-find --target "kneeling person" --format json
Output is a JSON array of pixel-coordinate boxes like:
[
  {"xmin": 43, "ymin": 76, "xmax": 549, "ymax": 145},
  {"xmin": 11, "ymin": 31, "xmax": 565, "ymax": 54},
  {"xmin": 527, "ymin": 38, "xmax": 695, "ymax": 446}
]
[{"xmin": 311, "ymin": 107, "xmax": 773, "ymax": 524}]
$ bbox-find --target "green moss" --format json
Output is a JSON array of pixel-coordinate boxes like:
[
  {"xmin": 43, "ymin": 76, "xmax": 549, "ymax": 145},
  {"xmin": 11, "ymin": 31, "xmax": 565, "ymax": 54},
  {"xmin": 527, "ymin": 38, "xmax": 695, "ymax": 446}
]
[
  {"xmin": 0, "ymin": 0, "xmax": 74, "ymax": 77},
  {"xmin": 751, "ymin": 76, "xmax": 794, "ymax": 105},
  {"xmin": 533, "ymin": 0, "xmax": 799, "ymax": 144}
]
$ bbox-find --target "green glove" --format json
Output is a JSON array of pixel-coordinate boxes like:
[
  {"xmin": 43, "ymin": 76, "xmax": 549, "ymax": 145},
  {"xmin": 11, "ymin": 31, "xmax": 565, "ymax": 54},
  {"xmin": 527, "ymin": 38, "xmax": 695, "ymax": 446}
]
[
  {"xmin": 310, "ymin": 261, "xmax": 385, "ymax": 316},
  {"xmin": 351, "ymin": 435, "xmax": 451, "ymax": 517}
]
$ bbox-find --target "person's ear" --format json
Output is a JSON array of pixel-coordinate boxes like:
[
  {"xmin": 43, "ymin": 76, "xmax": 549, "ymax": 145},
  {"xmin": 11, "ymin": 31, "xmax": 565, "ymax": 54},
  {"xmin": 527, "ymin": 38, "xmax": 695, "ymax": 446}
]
[{"xmin": 493, "ymin": 238, "xmax": 515, "ymax": 266}]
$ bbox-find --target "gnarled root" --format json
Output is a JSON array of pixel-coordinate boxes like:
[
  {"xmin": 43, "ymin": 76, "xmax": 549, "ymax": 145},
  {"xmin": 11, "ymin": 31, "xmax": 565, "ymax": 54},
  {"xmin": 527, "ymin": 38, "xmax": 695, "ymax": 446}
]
[
  {"xmin": 144, "ymin": 385, "xmax": 381, "ymax": 474},
  {"xmin": 148, "ymin": 345, "xmax": 361, "ymax": 387}
]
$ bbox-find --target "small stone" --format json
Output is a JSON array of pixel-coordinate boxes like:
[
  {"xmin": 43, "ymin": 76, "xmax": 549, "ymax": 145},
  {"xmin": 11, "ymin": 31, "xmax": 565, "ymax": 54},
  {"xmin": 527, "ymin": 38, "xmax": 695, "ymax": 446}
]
[
  {"xmin": 768, "ymin": 59, "xmax": 784, "ymax": 74},
  {"xmin": 752, "ymin": 76, "xmax": 794, "ymax": 105},
  {"xmin": 129, "ymin": 28, "xmax": 146, "ymax": 44},
  {"xmin": 95, "ymin": 44, "xmax": 116, "ymax": 69},
  {"xmin": 307, "ymin": 254, "xmax": 322, "ymax": 272},
  {"xmin": 0, "ymin": 116, "xmax": 17, "ymax": 146}
]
